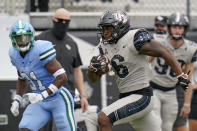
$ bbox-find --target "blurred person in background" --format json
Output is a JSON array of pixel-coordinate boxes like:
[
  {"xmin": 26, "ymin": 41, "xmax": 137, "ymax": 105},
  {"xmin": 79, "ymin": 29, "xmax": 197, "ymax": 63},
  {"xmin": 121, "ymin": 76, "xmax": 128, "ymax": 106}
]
[
  {"xmin": 36, "ymin": 8, "xmax": 89, "ymax": 131},
  {"xmin": 73, "ymin": 89, "xmax": 99, "ymax": 131},
  {"xmin": 153, "ymin": 15, "xmax": 168, "ymax": 42},
  {"xmin": 87, "ymin": 9, "xmax": 190, "ymax": 131},
  {"xmin": 36, "ymin": 8, "xmax": 88, "ymax": 112},
  {"xmin": 149, "ymin": 12, "xmax": 197, "ymax": 131},
  {"xmin": 101, "ymin": 0, "xmax": 112, "ymax": 2},
  {"xmin": 30, "ymin": 0, "xmax": 49, "ymax": 12},
  {"xmin": 9, "ymin": 20, "xmax": 76, "ymax": 131},
  {"xmin": 172, "ymin": 13, "xmax": 197, "ymax": 131},
  {"xmin": 149, "ymin": 15, "xmax": 168, "ymax": 63},
  {"xmin": 188, "ymin": 61, "xmax": 197, "ymax": 131}
]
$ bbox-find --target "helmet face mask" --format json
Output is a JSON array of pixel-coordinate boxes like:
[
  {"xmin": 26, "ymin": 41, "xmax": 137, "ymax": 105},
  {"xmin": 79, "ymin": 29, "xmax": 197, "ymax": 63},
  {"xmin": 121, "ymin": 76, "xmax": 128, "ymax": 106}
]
[
  {"xmin": 98, "ymin": 10, "xmax": 130, "ymax": 44},
  {"xmin": 10, "ymin": 20, "xmax": 35, "ymax": 52},
  {"xmin": 99, "ymin": 25, "xmax": 114, "ymax": 44},
  {"xmin": 168, "ymin": 13, "xmax": 189, "ymax": 40},
  {"xmin": 155, "ymin": 24, "xmax": 168, "ymax": 34},
  {"xmin": 170, "ymin": 25, "xmax": 185, "ymax": 40}
]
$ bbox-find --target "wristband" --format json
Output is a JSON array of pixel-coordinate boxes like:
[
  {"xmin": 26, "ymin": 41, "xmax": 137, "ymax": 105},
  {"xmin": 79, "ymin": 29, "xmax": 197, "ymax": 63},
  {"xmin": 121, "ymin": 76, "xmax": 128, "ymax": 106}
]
[
  {"xmin": 53, "ymin": 68, "xmax": 65, "ymax": 78},
  {"xmin": 80, "ymin": 94, "xmax": 86, "ymax": 99},
  {"xmin": 183, "ymin": 103, "xmax": 190, "ymax": 108},
  {"xmin": 13, "ymin": 94, "xmax": 22, "ymax": 104},
  {"xmin": 48, "ymin": 84, "xmax": 58, "ymax": 93},
  {"xmin": 41, "ymin": 90, "xmax": 49, "ymax": 99}
]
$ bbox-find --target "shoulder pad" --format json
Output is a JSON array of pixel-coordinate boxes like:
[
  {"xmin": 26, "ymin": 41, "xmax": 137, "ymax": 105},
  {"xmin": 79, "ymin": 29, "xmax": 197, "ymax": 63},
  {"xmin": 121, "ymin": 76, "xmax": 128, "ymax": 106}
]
[
  {"xmin": 133, "ymin": 29, "xmax": 153, "ymax": 51},
  {"xmin": 35, "ymin": 40, "xmax": 56, "ymax": 65}
]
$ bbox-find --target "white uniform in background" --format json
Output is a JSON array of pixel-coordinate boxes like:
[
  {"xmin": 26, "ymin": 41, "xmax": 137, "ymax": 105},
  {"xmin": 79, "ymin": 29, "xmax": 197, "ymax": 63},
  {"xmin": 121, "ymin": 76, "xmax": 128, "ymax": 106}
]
[
  {"xmin": 153, "ymin": 33, "xmax": 168, "ymax": 44},
  {"xmin": 74, "ymin": 90, "xmax": 99, "ymax": 131},
  {"xmin": 150, "ymin": 37, "xmax": 197, "ymax": 131}
]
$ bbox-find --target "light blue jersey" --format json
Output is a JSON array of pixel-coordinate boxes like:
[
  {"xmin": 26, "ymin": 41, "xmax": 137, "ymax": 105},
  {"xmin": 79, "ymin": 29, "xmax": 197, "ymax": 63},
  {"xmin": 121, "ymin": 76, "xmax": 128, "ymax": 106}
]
[
  {"xmin": 9, "ymin": 40, "xmax": 56, "ymax": 93},
  {"xmin": 9, "ymin": 40, "xmax": 76, "ymax": 131}
]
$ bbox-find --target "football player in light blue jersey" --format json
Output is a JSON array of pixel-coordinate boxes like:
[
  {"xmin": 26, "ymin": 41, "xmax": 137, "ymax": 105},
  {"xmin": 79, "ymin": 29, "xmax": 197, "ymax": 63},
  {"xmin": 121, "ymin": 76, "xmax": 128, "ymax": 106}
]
[{"xmin": 9, "ymin": 20, "xmax": 76, "ymax": 131}]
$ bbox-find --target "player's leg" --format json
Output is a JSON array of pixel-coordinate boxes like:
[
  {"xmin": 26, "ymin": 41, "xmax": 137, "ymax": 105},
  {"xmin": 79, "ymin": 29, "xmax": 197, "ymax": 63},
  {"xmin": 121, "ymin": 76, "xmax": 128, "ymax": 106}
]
[
  {"xmin": 19, "ymin": 103, "xmax": 51, "ymax": 131},
  {"xmin": 98, "ymin": 112, "xmax": 112, "ymax": 131},
  {"xmin": 99, "ymin": 94, "xmax": 154, "ymax": 131},
  {"xmin": 129, "ymin": 93, "xmax": 161, "ymax": 131},
  {"xmin": 161, "ymin": 89, "xmax": 178, "ymax": 131},
  {"xmin": 152, "ymin": 90, "xmax": 162, "ymax": 126},
  {"xmin": 174, "ymin": 86, "xmax": 188, "ymax": 131},
  {"xmin": 130, "ymin": 109, "xmax": 161, "ymax": 131},
  {"xmin": 52, "ymin": 87, "xmax": 76, "ymax": 131}
]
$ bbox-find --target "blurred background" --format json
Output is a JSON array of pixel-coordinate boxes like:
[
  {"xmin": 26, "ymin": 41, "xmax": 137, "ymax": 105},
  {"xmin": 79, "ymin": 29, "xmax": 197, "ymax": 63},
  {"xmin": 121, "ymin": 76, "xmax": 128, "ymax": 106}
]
[{"xmin": 0, "ymin": 0, "xmax": 197, "ymax": 130}]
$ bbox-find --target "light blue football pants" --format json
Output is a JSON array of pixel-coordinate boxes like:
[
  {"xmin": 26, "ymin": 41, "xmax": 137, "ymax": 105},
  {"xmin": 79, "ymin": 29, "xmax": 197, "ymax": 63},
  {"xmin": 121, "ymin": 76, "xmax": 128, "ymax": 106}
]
[{"xmin": 19, "ymin": 87, "xmax": 76, "ymax": 131}]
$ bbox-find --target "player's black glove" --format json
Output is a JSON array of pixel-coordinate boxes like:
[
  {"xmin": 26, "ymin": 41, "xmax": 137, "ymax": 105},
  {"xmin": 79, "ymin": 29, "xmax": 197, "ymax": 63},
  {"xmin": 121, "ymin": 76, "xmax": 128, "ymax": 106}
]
[{"xmin": 177, "ymin": 73, "xmax": 191, "ymax": 91}]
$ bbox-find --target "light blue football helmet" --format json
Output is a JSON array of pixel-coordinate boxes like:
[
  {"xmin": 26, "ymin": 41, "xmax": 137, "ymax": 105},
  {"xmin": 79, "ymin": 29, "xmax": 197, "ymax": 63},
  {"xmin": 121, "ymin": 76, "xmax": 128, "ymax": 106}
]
[{"xmin": 9, "ymin": 20, "xmax": 35, "ymax": 52}]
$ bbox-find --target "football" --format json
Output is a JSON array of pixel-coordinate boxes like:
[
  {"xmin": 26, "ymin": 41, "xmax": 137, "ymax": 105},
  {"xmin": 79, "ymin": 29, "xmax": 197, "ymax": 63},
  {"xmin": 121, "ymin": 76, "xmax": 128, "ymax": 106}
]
[
  {"xmin": 97, "ymin": 55, "xmax": 110, "ymax": 74},
  {"xmin": 90, "ymin": 55, "xmax": 110, "ymax": 75}
]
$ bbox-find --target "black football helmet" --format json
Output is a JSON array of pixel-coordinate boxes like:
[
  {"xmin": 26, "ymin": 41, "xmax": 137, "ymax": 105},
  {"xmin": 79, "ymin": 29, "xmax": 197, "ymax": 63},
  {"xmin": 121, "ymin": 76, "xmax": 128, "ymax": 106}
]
[
  {"xmin": 155, "ymin": 15, "xmax": 168, "ymax": 26},
  {"xmin": 154, "ymin": 15, "xmax": 168, "ymax": 34},
  {"xmin": 98, "ymin": 10, "xmax": 130, "ymax": 44},
  {"xmin": 168, "ymin": 12, "xmax": 189, "ymax": 40}
]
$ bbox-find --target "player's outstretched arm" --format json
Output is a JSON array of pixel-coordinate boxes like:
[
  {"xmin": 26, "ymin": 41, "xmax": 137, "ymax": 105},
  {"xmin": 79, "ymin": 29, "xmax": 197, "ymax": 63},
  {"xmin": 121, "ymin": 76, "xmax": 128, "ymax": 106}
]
[
  {"xmin": 140, "ymin": 39, "xmax": 190, "ymax": 90},
  {"xmin": 140, "ymin": 39, "xmax": 182, "ymax": 76}
]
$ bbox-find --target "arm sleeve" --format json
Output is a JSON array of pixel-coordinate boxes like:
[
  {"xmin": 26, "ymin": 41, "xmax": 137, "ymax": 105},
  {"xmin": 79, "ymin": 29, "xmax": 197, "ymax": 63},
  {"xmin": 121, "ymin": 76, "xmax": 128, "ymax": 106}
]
[
  {"xmin": 133, "ymin": 29, "xmax": 153, "ymax": 52},
  {"xmin": 38, "ymin": 40, "xmax": 56, "ymax": 66}
]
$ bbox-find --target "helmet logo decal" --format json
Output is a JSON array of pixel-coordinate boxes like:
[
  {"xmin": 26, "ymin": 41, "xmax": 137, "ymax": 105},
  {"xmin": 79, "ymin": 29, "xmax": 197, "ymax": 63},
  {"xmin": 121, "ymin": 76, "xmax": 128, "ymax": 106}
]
[
  {"xmin": 157, "ymin": 16, "xmax": 164, "ymax": 21},
  {"xmin": 18, "ymin": 20, "xmax": 24, "ymax": 33},
  {"xmin": 175, "ymin": 12, "xmax": 181, "ymax": 23},
  {"xmin": 112, "ymin": 12, "xmax": 127, "ymax": 23}
]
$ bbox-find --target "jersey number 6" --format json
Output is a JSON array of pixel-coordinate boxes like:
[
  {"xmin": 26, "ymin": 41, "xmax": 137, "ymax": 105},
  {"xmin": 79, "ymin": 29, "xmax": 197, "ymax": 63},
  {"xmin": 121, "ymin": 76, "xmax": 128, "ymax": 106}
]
[{"xmin": 111, "ymin": 54, "xmax": 129, "ymax": 78}]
